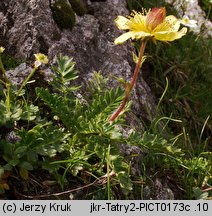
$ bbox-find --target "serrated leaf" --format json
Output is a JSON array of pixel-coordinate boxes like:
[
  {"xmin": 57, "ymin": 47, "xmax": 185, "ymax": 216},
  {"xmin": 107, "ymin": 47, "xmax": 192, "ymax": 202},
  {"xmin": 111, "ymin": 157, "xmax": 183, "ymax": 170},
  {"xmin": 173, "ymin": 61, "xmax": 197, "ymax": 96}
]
[
  {"xmin": 117, "ymin": 171, "xmax": 133, "ymax": 194},
  {"xmin": 11, "ymin": 108, "xmax": 22, "ymax": 119},
  {"xmin": 193, "ymin": 187, "xmax": 209, "ymax": 200},
  {"xmin": 95, "ymin": 143, "xmax": 105, "ymax": 159},
  {"xmin": 36, "ymin": 87, "xmax": 74, "ymax": 129},
  {"xmin": 27, "ymin": 150, "xmax": 38, "ymax": 162},
  {"xmin": 51, "ymin": 55, "xmax": 79, "ymax": 93},
  {"xmin": 20, "ymin": 161, "xmax": 33, "ymax": 171},
  {"xmin": 199, "ymin": 192, "xmax": 209, "ymax": 200},
  {"xmin": 14, "ymin": 146, "xmax": 28, "ymax": 158},
  {"xmin": 70, "ymin": 164, "xmax": 83, "ymax": 176},
  {"xmin": 3, "ymin": 164, "xmax": 13, "ymax": 171},
  {"xmin": 109, "ymin": 129, "xmax": 122, "ymax": 140},
  {"xmin": 21, "ymin": 104, "xmax": 39, "ymax": 121},
  {"xmin": 9, "ymin": 160, "xmax": 19, "ymax": 167}
]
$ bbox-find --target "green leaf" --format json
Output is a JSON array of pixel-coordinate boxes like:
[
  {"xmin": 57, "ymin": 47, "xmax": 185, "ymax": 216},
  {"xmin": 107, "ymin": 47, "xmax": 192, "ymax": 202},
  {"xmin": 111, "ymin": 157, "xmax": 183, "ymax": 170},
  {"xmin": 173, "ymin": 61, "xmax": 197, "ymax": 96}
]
[
  {"xmin": 10, "ymin": 108, "xmax": 22, "ymax": 119},
  {"xmin": 27, "ymin": 150, "xmax": 38, "ymax": 162},
  {"xmin": 70, "ymin": 163, "xmax": 83, "ymax": 176},
  {"xmin": 8, "ymin": 160, "xmax": 19, "ymax": 167},
  {"xmin": 117, "ymin": 171, "xmax": 133, "ymax": 194},
  {"xmin": 14, "ymin": 146, "xmax": 28, "ymax": 158},
  {"xmin": 0, "ymin": 100, "xmax": 23, "ymax": 126},
  {"xmin": 20, "ymin": 161, "xmax": 33, "ymax": 171},
  {"xmin": 193, "ymin": 187, "xmax": 209, "ymax": 200},
  {"xmin": 36, "ymin": 88, "xmax": 75, "ymax": 129},
  {"xmin": 21, "ymin": 104, "xmax": 39, "ymax": 121},
  {"xmin": 51, "ymin": 55, "xmax": 79, "ymax": 94},
  {"xmin": 3, "ymin": 164, "xmax": 13, "ymax": 171},
  {"xmin": 95, "ymin": 143, "xmax": 106, "ymax": 159},
  {"xmin": 17, "ymin": 124, "xmax": 68, "ymax": 158}
]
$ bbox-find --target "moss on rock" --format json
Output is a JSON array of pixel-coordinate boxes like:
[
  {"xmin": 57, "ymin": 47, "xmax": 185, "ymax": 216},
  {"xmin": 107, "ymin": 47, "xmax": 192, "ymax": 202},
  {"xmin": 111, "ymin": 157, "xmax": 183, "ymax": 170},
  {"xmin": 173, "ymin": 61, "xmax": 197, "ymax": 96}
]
[
  {"xmin": 68, "ymin": 0, "xmax": 87, "ymax": 16},
  {"xmin": 50, "ymin": 0, "xmax": 76, "ymax": 29}
]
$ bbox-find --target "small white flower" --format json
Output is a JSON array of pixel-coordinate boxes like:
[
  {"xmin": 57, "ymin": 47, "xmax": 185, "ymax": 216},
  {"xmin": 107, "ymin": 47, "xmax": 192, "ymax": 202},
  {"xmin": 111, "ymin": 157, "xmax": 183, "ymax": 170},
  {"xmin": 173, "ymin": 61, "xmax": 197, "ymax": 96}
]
[
  {"xmin": 185, "ymin": 0, "xmax": 196, "ymax": 3},
  {"xmin": 180, "ymin": 16, "xmax": 197, "ymax": 28}
]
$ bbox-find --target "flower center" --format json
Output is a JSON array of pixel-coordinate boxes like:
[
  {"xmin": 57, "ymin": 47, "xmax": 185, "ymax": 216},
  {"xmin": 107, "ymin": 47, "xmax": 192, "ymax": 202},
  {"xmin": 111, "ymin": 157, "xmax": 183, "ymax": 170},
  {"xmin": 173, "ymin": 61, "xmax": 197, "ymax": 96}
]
[{"xmin": 146, "ymin": 7, "xmax": 166, "ymax": 31}]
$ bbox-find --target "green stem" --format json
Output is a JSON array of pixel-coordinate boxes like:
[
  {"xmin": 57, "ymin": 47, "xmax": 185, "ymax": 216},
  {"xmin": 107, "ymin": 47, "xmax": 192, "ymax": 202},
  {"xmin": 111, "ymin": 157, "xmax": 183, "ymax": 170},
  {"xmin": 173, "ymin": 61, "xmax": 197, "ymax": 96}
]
[
  {"xmin": 0, "ymin": 54, "xmax": 11, "ymax": 112},
  {"xmin": 6, "ymin": 83, "xmax": 11, "ymax": 113},
  {"xmin": 0, "ymin": 54, "xmax": 10, "ymax": 84},
  {"xmin": 107, "ymin": 144, "xmax": 111, "ymax": 200},
  {"xmin": 17, "ymin": 67, "xmax": 37, "ymax": 97},
  {"xmin": 109, "ymin": 39, "xmax": 148, "ymax": 122}
]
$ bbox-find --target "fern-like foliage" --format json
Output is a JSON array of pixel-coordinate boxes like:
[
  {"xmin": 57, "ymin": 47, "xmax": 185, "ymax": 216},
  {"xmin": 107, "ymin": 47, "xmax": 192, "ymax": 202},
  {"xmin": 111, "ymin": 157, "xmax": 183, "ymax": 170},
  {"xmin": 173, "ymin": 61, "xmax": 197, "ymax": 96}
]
[
  {"xmin": 37, "ymin": 58, "xmax": 125, "ymax": 139},
  {"xmin": 36, "ymin": 88, "xmax": 75, "ymax": 130},
  {"xmin": 51, "ymin": 55, "xmax": 80, "ymax": 94},
  {"xmin": 85, "ymin": 87, "xmax": 124, "ymax": 120},
  {"xmin": 0, "ymin": 97, "xmax": 39, "ymax": 127},
  {"xmin": 35, "ymin": 55, "xmax": 133, "ymax": 195},
  {"xmin": 1, "ymin": 123, "xmax": 68, "ymax": 170},
  {"xmin": 36, "ymin": 55, "xmax": 81, "ymax": 131}
]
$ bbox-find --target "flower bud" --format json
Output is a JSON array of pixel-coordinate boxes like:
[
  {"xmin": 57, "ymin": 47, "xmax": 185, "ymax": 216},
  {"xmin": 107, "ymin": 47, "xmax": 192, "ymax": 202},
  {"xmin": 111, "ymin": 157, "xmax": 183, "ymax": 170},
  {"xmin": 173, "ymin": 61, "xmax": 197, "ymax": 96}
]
[
  {"xmin": 0, "ymin": 46, "xmax": 5, "ymax": 54},
  {"xmin": 146, "ymin": 7, "xmax": 166, "ymax": 31}
]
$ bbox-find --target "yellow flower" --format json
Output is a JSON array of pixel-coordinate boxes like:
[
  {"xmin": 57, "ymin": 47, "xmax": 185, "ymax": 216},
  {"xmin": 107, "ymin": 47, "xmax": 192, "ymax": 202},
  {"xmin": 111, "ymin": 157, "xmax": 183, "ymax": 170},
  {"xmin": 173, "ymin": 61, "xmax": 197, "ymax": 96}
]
[
  {"xmin": 34, "ymin": 53, "xmax": 49, "ymax": 68},
  {"xmin": 0, "ymin": 46, "xmax": 5, "ymax": 54},
  {"xmin": 114, "ymin": 7, "xmax": 187, "ymax": 44}
]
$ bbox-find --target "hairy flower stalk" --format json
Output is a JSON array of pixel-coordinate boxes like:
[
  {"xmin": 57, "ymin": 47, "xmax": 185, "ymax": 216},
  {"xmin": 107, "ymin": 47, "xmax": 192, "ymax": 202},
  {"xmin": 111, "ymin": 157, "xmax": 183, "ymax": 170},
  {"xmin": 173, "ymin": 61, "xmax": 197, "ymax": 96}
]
[
  {"xmin": 109, "ymin": 39, "xmax": 147, "ymax": 122},
  {"xmin": 0, "ymin": 46, "xmax": 10, "ymax": 85},
  {"xmin": 17, "ymin": 53, "xmax": 48, "ymax": 97},
  {"xmin": 109, "ymin": 7, "xmax": 187, "ymax": 122}
]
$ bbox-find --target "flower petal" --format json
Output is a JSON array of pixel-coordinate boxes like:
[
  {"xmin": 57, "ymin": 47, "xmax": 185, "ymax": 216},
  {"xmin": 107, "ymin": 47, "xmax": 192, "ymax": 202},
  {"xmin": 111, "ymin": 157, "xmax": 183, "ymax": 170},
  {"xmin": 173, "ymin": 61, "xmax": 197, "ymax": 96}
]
[
  {"xmin": 167, "ymin": 15, "xmax": 181, "ymax": 31},
  {"xmin": 154, "ymin": 15, "xmax": 180, "ymax": 32},
  {"xmin": 114, "ymin": 8, "xmax": 188, "ymax": 44},
  {"xmin": 153, "ymin": 27, "xmax": 187, "ymax": 41},
  {"xmin": 115, "ymin": 16, "xmax": 130, "ymax": 30},
  {"xmin": 134, "ymin": 31, "xmax": 151, "ymax": 39},
  {"xmin": 114, "ymin": 31, "xmax": 135, "ymax": 44}
]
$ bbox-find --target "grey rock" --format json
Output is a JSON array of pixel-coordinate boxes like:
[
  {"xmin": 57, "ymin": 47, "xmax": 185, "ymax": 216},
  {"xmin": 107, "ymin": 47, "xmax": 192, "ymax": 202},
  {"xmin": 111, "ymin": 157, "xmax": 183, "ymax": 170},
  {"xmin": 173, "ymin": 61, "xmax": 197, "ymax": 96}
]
[
  {"xmin": 2, "ymin": 0, "xmax": 61, "ymax": 58},
  {"xmin": 0, "ymin": 12, "xmax": 7, "ymax": 40},
  {"xmin": 143, "ymin": 186, "xmax": 152, "ymax": 199},
  {"xmin": 0, "ymin": 0, "xmax": 157, "ymax": 126},
  {"xmin": 1, "ymin": 0, "xmax": 160, "ymax": 197},
  {"xmin": 120, "ymin": 144, "xmax": 144, "ymax": 176},
  {"xmin": 6, "ymin": 63, "xmax": 32, "ymax": 87},
  {"xmin": 140, "ymin": 178, "xmax": 175, "ymax": 200},
  {"xmin": 6, "ymin": 63, "xmax": 53, "ymax": 87},
  {"xmin": 154, "ymin": 178, "xmax": 175, "ymax": 200}
]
